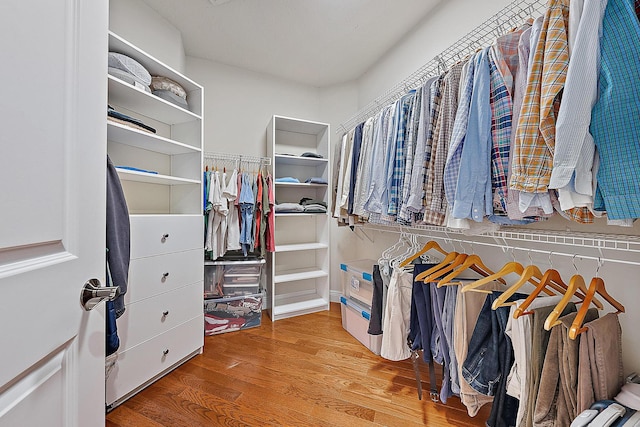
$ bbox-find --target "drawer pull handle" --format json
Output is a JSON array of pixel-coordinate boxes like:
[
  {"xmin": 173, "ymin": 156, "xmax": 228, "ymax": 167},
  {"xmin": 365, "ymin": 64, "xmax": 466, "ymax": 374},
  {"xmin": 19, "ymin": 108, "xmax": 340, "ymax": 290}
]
[
  {"xmin": 162, "ymin": 310, "xmax": 169, "ymax": 317},
  {"xmin": 161, "ymin": 272, "xmax": 170, "ymax": 282},
  {"xmin": 161, "ymin": 233, "xmax": 169, "ymax": 243},
  {"xmin": 162, "ymin": 349, "xmax": 169, "ymax": 356}
]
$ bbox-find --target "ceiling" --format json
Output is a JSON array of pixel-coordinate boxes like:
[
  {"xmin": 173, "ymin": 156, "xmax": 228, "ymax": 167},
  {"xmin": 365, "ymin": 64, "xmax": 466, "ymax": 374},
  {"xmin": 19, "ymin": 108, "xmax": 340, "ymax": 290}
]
[{"xmin": 142, "ymin": 0, "xmax": 441, "ymax": 87}]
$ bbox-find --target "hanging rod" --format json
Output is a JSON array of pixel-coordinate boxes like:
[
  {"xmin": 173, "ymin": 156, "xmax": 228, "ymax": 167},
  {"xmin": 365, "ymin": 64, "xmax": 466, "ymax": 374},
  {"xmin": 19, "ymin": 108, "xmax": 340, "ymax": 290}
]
[
  {"xmin": 338, "ymin": 0, "xmax": 547, "ymax": 134},
  {"xmin": 358, "ymin": 223, "xmax": 640, "ymax": 267},
  {"xmin": 204, "ymin": 152, "xmax": 271, "ymax": 166}
]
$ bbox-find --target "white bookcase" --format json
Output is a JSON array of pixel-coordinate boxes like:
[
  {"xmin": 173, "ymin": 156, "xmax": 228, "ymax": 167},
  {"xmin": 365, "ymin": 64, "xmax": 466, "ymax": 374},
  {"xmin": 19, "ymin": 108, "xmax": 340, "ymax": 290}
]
[
  {"xmin": 266, "ymin": 115, "xmax": 331, "ymax": 321},
  {"xmin": 105, "ymin": 32, "xmax": 204, "ymax": 409}
]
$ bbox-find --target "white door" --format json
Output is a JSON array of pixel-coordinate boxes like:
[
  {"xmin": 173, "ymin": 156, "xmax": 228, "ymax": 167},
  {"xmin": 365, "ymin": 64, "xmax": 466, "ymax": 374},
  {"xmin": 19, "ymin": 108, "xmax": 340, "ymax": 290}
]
[{"xmin": 0, "ymin": 1, "xmax": 108, "ymax": 426}]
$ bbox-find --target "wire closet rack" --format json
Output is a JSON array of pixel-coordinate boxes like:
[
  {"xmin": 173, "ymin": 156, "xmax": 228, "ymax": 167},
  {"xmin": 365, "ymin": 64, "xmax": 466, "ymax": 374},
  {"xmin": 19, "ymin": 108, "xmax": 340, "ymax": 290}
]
[
  {"xmin": 338, "ymin": 0, "xmax": 547, "ymax": 133},
  {"xmin": 203, "ymin": 152, "xmax": 271, "ymax": 172},
  {"xmin": 357, "ymin": 222, "xmax": 640, "ymax": 267}
]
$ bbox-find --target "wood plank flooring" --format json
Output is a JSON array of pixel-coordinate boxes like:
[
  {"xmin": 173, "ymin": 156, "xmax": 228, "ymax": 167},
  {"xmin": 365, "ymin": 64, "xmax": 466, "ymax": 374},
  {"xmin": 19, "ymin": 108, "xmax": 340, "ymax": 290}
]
[{"xmin": 106, "ymin": 302, "xmax": 491, "ymax": 426}]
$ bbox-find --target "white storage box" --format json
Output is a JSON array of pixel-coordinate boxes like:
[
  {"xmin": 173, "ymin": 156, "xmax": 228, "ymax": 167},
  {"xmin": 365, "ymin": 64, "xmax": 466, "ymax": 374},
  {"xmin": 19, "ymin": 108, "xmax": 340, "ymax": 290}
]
[
  {"xmin": 340, "ymin": 296, "xmax": 382, "ymax": 355},
  {"xmin": 340, "ymin": 259, "xmax": 376, "ymax": 307}
]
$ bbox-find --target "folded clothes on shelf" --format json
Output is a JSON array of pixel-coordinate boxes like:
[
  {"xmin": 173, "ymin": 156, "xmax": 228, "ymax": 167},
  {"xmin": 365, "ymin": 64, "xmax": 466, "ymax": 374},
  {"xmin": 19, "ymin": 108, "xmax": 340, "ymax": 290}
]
[
  {"xmin": 305, "ymin": 177, "xmax": 328, "ymax": 184},
  {"xmin": 301, "ymin": 152, "xmax": 323, "ymax": 158},
  {"xmin": 274, "ymin": 202, "xmax": 304, "ymax": 213},
  {"xmin": 300, "ymin": 197, "xmax": 327, "ymax": 208},
  {"xmin": 107, "ymin": 105, "xmax": 157, "ymax": 134},
  {"xmin": 115, "ymin": 166, "xmax": 158, "ymax": 174},
  {"xmin": 302, "ymin": 204, "xmax": 327, "ymax": 213},
  {"xmin": 108, "ymin": 52, "xmax": 152, "ymax": 91},
  {"xmin": 152, "ymin": 89, "xmax": 189, "ymax": 110},
  {"xmin": 275, "ymin": 177, "xmax": 300, "ymax": 183},
  {"xmin": 151, "ymin": 76, "xmax": 189, "ymax": 109}
]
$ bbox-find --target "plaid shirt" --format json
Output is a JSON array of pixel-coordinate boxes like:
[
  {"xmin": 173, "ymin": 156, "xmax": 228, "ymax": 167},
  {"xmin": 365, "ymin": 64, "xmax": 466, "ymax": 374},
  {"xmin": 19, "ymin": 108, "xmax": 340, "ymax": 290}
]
[
  {"xmin": 591, "ymin": 0, "xmax": 640, "ymax": 220},
  {"xmin": 487, "ymin": 49, "xmax": 512, "ymax": 216},
  {"xmin": 506, "ymin": 19, "xmax": 551, "ymax": 221},
  {"xmin": 492, "ymin": 21, "xmax": 531, "ymax": 97},
  {"xmin": 510, "ymin": 0, "xmax": 593, "ymax": 223},
  {"xmin": 421, "ymin": 74, "xmax": 447, "ymax": 221},
  {"xmin": 406, "ymin": 78, "xmax": 437, "ymax": 214},
  {"xmin": 398, "ymin": 87, "xmax": 422, "ymax": 222},
  {"xmin": 510, "ymin": 0, "xmax": 569, "ymax": 194},
  {"xmin": 387, "ymin": 92, "xmax": 415, "ymax": 216},
  {"xmin": 444, "ymin": 52, "xmax": 477, "ymax": 206},
  {"xmin": 423, "ymin": 61, "xmax": 465, "ymax": 225}
]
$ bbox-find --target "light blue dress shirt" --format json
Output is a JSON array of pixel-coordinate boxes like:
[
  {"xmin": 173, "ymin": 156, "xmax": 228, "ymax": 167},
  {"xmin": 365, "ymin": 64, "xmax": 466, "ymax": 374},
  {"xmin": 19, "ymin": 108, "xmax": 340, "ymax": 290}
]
[
  {"xmin": 363, "ymin": 105, "xmax": 392, "ymax": 214},
  {"xmin": 452, "ymin": 48, "xmax": 493, "ymax": 222},
  {"xmin": 443, "ymin": 52, "xmax": 477, "ymax": 206}
]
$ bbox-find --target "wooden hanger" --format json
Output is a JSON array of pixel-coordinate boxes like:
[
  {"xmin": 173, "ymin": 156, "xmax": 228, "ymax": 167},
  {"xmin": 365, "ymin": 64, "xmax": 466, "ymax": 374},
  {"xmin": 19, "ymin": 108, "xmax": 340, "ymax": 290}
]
[
  {"xmin": 399, "ymin": 240, "xmax": 448, "ymax": 268},
  {"xmin": 460, "ymin": 260, "xmax": 528, "ymax": 297},
  {"xmin": 420, "ymin": 253, "xmax": 468, "ymax": 283},
  {"xmin": 414, "ymin": 250, "xmax": 460, "ymax": 281},
  {"xmin": 511, "ymin": 267, "xmax": 582, "ymax": 318},
  {"xmin": 568, "ymin": 276, "xmax": 625, "ymax": 340},
  {"xmin": 436, "ymin": 254, "xmax": 504, "ymax": 288},
  {"xmin": 544, "ymin": 274, "xmax": 588, "ymax": 330}
]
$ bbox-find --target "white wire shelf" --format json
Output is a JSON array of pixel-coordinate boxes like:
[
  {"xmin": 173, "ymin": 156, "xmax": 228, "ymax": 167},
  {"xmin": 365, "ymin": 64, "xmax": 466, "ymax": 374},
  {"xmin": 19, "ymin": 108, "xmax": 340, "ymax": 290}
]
[{"xmin": 358, "ymin": 222, "xmax": 640, "ymax": 266}]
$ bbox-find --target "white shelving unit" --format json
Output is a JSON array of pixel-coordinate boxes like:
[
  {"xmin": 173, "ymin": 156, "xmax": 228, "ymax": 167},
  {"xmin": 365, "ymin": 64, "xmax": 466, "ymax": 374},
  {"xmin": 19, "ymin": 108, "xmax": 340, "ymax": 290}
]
[
  {"xmin": 266, "ymin": 115, "xmax": 331, "ymax": 321},
  {"xmin": 105, "ymin": 32, "xmax": 204, "ymax": 409}
]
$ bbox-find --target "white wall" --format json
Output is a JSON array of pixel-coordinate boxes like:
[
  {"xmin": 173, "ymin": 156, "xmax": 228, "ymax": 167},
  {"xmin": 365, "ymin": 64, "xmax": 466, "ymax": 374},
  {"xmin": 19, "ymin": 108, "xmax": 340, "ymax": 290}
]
[
  {"xmin": 357, "ymin": 0, "xmax": 512, "ymax": 106},
  {"xmin": 185, "ymin": 57, "xmax": 322, "ymax": 157},
  {"xmin": 109, "ymin": 0, "xmax": 186, "ymax": 73},
  {"xmin": 319, "ymin": 83, "xmax": 360, "ymax": 298}
]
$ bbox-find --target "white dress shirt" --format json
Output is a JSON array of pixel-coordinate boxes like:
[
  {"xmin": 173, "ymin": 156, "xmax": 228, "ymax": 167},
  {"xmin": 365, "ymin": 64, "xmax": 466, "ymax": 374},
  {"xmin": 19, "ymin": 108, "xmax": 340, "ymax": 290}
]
[
  {"xmin": 549, "ymin": 0, "xmax": 607, "ymax": 213},
  {"xmin": 352, "ymin": 116, "xmax": 376, "ymax": 218}
]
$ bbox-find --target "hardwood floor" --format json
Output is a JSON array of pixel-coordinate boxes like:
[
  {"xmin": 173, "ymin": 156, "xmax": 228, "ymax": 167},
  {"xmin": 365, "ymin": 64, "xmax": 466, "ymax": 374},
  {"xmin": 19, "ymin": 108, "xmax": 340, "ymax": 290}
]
[{"xmin": 106, "ymin": 303, "xmax": 491, "ymax": 426}]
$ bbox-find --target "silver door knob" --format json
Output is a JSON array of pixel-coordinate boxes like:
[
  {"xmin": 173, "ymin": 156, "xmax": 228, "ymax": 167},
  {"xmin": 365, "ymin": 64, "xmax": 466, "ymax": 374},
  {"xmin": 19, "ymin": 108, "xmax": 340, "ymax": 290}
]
[{"xmin": 81, "ymin": 278, "xmax": 120, "ymax": 311}]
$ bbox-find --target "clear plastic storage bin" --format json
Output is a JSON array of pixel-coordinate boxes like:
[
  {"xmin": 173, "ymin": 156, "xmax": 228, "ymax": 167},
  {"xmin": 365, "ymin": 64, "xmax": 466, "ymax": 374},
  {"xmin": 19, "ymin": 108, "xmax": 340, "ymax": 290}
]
[
  {"xmin": 339, "ymin": 296, "xmax": 382, "ymax": 355},
  {"xmin": 204, "ymin": 258, "xmax": 265, "ymax": 298},
  {"xmin": 340, "ymin": 259, "xmax": 376, "ymax": 308},
  {"xmin": 204, "ymin": 292, "xmax": 263, "ymax": 335}
]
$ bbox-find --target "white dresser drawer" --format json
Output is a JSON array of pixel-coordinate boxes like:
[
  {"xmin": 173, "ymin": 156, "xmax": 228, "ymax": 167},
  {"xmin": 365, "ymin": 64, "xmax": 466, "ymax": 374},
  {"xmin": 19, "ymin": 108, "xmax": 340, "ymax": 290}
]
[
  {"xmin": 117, "ymin": 281, "xmax": 203, "ymax": 351},
  {"xmin": 106, "ymin": 315, "xmax": 203, "ymax": 407},
  {"xmin": 126, "ymin": 249, "xmax": 203, "ymax": 304},
  {"xmin": 130, "ymin": 215, "xmax": 202, "ymax": 259}
]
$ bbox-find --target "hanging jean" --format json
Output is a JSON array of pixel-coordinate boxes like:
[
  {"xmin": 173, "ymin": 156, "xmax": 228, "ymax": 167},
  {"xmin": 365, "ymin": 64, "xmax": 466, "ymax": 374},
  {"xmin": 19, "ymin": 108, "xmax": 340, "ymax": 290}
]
[
  {"xmin": 463, "ymin": 291, "xmax": 527, "ymax": 427},
  {"xmin": 239, "ymin": 172, "xmax": 255, "ymax": 256}
]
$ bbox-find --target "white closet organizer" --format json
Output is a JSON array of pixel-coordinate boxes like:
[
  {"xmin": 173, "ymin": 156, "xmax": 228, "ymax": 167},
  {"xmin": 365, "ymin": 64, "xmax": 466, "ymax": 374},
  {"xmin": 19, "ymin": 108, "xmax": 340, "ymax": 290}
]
[
  {"xmin": 267, "ymin": 115, "xmax": 331, "ymax": 321},
  {"xmin": 105, "ymin": 32, "xmax": 204, "ymax": 409}
]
